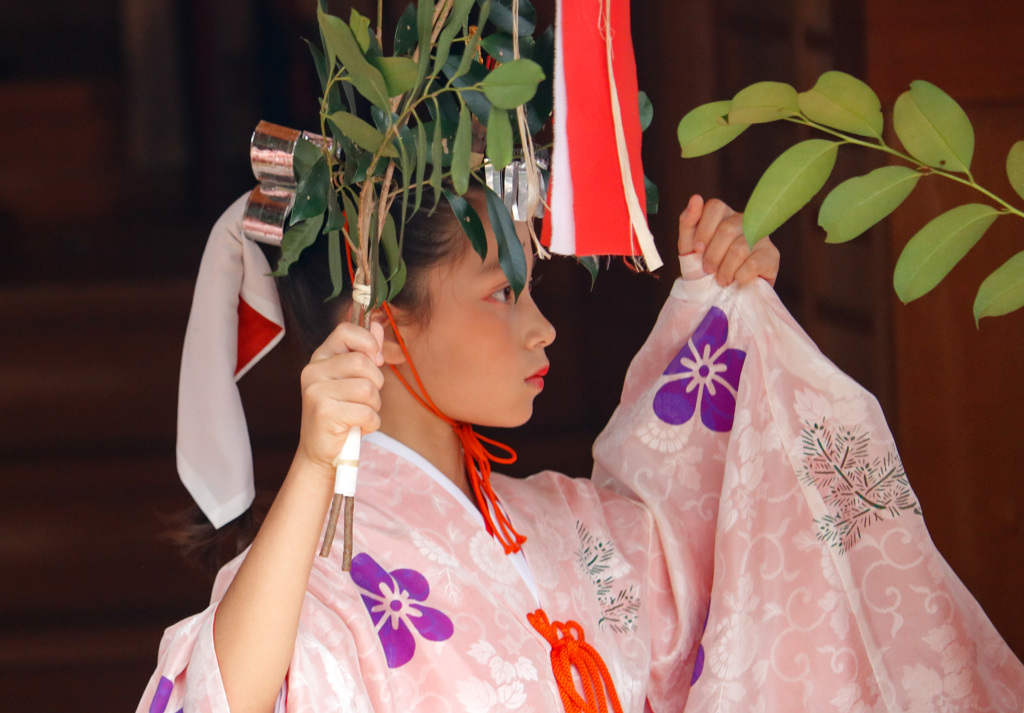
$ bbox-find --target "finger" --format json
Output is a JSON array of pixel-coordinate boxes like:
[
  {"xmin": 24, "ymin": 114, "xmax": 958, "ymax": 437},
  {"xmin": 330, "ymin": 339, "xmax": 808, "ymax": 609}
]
[
  {"xmin": 305, "ymin": 399, "xmax": 382, "ymax": 443},
  {"xmin": 699, "ymin": 212, "xmax": 745, "ymax": 275},
  {"xmin": 714, "ymin": 237, "xmax": 753, "ymax": 286},
  {"xmin": 369, "ymin": 321, "xmax": 385, "ymax": 365},
  {"xmin": 693, "ymin": 198, "xmax": 736, "ymax": 255},
  {"xmin": 302, "ymin": 351, "xmax": 385, "ymax": 391},
  {"xmin": 305, "ymin": 376, "xmax": 383, "ymax": 413},
  {"xmin": 734, "ymin": 237, "xmax": 780, "ymax": 286},
  {"xmin": 310, "ymin": 322, "xmax": 382, "ymax": 363},
  {"xmin": 677, "ymin": 194, "xmax": 705, "ymax": 255}
]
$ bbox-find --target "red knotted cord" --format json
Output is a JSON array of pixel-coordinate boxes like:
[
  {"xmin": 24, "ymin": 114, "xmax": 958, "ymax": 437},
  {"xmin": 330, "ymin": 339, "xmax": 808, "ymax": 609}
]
[
  {"xmin": 527, "ymin": 609, "xmax": 624, "ymax": 713},
  {"xmin": 381, "ymin": 302, "xmax": 527, "ymax": 554}
]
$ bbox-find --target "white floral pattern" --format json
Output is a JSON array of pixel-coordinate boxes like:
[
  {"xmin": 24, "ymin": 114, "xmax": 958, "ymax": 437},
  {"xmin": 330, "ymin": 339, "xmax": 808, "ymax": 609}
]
[
  {"xmin": 468, "ymin": 531, "xmax": 518, "ymax": 585},
  {"xmin": 457, "ymin": 640, "xmax": 538, "ymax": 713}
]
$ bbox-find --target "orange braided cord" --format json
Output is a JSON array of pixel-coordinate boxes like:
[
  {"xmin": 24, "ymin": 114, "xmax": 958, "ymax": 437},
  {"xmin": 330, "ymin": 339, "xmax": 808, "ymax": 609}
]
[
  {"xmin": 381, "ymin": 303, "xmax": 526, "ymax": 554},
  {"xmin": 527, "ymin": 609, "xmax": 624, "ymax": 713}
]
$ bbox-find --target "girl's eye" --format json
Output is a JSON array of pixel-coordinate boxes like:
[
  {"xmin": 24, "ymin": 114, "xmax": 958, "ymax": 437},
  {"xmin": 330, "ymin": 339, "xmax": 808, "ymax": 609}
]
[{"xmin": 490, "ymin": 286, "xmax": 514, "ymax": 303}]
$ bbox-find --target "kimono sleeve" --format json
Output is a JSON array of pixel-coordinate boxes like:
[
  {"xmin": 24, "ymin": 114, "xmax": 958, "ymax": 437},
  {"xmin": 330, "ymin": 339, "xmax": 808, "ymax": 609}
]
[
  {"xmin": 135, "ymin": 557, "xmax": 374, "ymax": 713},
  {"xmin": 592, "ymin": 256, "xmax": 1024, "ymax": 711}
]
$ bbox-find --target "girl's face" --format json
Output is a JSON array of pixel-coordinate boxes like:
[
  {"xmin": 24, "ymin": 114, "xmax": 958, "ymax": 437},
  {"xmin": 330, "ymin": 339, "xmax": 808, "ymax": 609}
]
[{"xmin": 394, "ymin": 215, "xmax": 556, "ymax": 429}]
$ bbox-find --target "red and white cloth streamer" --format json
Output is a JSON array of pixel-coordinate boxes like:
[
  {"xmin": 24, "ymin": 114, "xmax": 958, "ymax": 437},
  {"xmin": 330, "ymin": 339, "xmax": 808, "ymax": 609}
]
[
  {"xmin": 545, "ymin": 0, "xmax": 662, "ymax": 270},
  {"xmin": 177, "ymin": 193, "xmax": 285, "ymax": 528}
]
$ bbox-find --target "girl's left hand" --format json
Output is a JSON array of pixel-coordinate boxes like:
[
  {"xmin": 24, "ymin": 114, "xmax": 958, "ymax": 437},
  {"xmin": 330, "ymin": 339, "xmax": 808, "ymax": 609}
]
[{"xmin": 677, "ymin": 194, "xmax": 780, "ymax": 287}]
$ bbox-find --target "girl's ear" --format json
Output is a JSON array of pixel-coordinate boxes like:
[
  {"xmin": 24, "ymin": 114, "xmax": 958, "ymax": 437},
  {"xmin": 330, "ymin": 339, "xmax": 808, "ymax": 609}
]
[{"xmin": 372, "ymin": 310, "xmax": 410, "ymax": 365}]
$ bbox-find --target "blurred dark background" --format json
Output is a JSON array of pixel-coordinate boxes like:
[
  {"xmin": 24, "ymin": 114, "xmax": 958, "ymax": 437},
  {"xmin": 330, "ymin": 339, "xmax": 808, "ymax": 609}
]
[{"xmin": 1, "ymin": 0, "xmax": 1022, "ymax": 709}]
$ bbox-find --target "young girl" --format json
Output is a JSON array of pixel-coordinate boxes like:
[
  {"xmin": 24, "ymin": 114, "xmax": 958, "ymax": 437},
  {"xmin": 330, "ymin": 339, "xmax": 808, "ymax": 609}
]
[{"xmin": 140, "ymin": 188, "xmax": 1023, "ymax": 712}]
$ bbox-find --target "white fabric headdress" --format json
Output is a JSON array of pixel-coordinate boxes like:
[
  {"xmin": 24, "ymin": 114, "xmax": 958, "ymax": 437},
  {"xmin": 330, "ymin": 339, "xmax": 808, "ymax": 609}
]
[{"xmin": 176, "ymin": 192, "xmax": 285, "ymax": 527}]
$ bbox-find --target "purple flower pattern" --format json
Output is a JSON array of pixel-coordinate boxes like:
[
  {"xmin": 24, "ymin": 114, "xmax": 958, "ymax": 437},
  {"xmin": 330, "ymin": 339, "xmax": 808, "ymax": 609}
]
[
  {"xmin": 350, "ymin": 552, "xmax": 454, "ymax": 669},
  {"xmin": 653, "ymin": 307, "xmax": 745, "ymax": 432},
  {"xmin": 691, "ymin": 611, "xmax": 709, "ymax": 685},
  {"xmin": 148, "ymin": 676, "xmax": 181, "ymax": 713}
]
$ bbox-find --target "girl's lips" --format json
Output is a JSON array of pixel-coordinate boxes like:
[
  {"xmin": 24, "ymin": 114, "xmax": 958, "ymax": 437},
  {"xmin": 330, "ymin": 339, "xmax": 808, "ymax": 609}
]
[{"xmin": 526, "ymin": 365, "xmax": 548, "ymax": 390}]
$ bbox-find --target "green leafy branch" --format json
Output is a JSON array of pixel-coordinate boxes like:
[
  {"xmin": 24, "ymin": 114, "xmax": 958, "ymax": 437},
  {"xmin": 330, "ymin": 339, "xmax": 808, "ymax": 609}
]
[
  {"xmin": 678, "ymin": 71, "xmax": 1024, "ymax": 323},
  {"xmin": 277, "ymin": 0, "xmax": 553, "ymax": 312}
]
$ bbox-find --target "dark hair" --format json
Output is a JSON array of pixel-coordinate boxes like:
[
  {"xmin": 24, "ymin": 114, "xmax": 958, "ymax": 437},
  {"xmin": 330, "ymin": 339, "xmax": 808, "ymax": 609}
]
[
  {"xmin": 172, "ymin": 197, "xmax": 467, "ymax": 576},
  {"xmin": 274, "ymin": 198, "xmax": 465, "ymax": 359}
]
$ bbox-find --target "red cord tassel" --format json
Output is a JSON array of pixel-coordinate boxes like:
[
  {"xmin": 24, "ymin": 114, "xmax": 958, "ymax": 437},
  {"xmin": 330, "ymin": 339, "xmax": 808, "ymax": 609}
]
[{"xmin": 527, "ymin": 609, "xmax": 624, "ymax": 713}]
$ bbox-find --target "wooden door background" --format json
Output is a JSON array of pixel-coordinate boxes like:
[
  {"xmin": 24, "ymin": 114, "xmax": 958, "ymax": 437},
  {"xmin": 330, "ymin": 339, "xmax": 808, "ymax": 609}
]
[{"xmin": 0, "ymin": 0, "xmax": 1021, "ymax": 710}]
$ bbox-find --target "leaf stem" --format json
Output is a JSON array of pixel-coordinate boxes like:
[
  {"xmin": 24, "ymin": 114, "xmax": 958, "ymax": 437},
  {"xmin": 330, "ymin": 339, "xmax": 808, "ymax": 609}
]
[{"xmin": 786, "ymin": 115, "xmax": 1024, "ymax": 220}]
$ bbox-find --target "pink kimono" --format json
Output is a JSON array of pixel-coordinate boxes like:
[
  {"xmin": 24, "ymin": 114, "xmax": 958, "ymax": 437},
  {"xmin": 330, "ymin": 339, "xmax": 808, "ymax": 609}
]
[{"xmin": 138, "ymin": 259, "xmax": 1024, "ymax": 712}]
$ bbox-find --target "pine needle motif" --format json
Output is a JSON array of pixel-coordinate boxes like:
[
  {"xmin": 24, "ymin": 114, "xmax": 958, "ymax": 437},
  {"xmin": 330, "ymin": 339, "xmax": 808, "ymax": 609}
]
[
  {"xmin": 576, "ymin": 521, "xmax": 640, "ymax": 633},
  {"xmin": 799, "ymin": 420, "xmax": 921, "ymax": 553}
]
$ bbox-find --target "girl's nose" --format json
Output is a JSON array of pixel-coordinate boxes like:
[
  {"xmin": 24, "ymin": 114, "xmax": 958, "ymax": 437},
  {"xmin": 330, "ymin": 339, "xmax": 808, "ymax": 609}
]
[{"xmin": 524, "ymin": 293, "xmax": 556, "ymax": 348}]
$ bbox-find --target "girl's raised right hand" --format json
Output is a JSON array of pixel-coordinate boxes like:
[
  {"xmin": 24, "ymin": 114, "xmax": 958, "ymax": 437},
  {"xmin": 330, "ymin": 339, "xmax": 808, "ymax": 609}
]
[{"xmin": 295, "ymin": 321, "xmax": 386, "ymax": 481}]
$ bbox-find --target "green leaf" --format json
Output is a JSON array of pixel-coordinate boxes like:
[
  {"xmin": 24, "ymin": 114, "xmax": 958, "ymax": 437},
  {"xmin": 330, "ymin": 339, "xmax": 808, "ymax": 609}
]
[
  {"xmin": 340, "ymin": 190, "xmax": 360, "ymax": 249},
  {"xmin": 443, "ymin": 189, "xmax": 488, "ymax": 259},
  {"xmin": 305, "ymin": 38, "xmax": 329, "ymax": 93},
  {"xmin": 431, "ymin": 105, "xmax": 445, "ymax": 206},
  {"xmin": 293, "ymin": 136, "xmax": 323, "ymax": 178},
  {"xmin": 452, "ymin": 103, "xmax": 473, "ymax": 194},
  {"xmin": 893, "ymin": 203, "xmax": 1000, "ymax": 302},
  {"xmin": 893, "ymin": 80, "xmax": 974, "ymax": 174},
  {"xmin": 379, "ymin": 212, "xmax": 401, "ymax": 275},
  {"xmin": 487, "ymin": 0, "xmax": 536, "ymax": 36},
  {"xmin": 728, "ymin": 81, "xmax": 799, "ymax": 124},
  {"xmin": 327, "ymin": 230, "xmax": 345, "ymax": 299},
  {"xmin": 414, "ymin": 120, "xmax": 428, "ymax": 216},
  {"xmin": 797, "ymin": 71, "xmax": 883, "ymax": 139},
  {"xmin": 414, "ymin": 0, "xmax": 434, "ymax": 92},
  {"xmin": 325, "ymin": 82, "xmax": 345, "ymax": 115},
  {"xmin": 324, "ymin": 187, "xmax": 347, "ymax": 232},
  {"xmin": 422, "ymin": 119, "xmax": 458, "ymax": 166},
  {"xmin": 388, "ymin": 258, "xmax": 408, "ymax": 301},
  {"xmin": 1006, "ymin": 140, "xmax": 1024, "ymax": 203},
  {"xmin": 431, "ymin": 83, "xmax": 463, "ymax": 123},
  {"xmin": 578, "ymin": 255, "xmax": 600, "ymax": 288},
  {"xmin": 638, "ymin": 90, "xmax": 653, "ymax": 132},
  {"xmin": 454, "ymin": 1, "xmax": 490, "ymax": 80},
  {"xmin": 290, "ymin": 155, "xmax": 330, "ymax": 225},
  {"xmin": 433, "ymin": 0, "xmax": 476, "ymax": 78},
  {"xmin": 369, "ymin": 56, "xmax": 418, "ymax": 96},
  {"xmin": 974, "ymin": 250, "xmax": 1024, "ymax": 322},
  {"xmin": 481, "ymin": 58, "xmax": 545, "ymax": 109},
  {"xmin": 327, "ymin": 111, "xmax": 399, "ymax": 157},
  {"xmin": 818, "ymin": 165, "xmax": 921, "ymax": 244},
  {"xmin": 371, "ymin": 261, "xmax": 388, "ymax": 311},
  {"xmin": 525, "ymin": 24, "xmax": 553, "ymax": 133},
  {"xmin": 743, "ymin": 139, "xmax": 840, "ymax": 243},
  {"xmin": 485, "ymin": 108, "xmax": 514, "ymax": 171},
  {"xmin": 644, "ymin": 174, "xmax": 659, "ymax": 215},
  {"xmin": 431, "ymin": 13, "xmax": 460, "ymax": 80},
  {"xmin": 272, "ymin": 215, "xmax": 324, "ymax": 276},
  {"xmin": 394, "ymin": 3, "xmax": 418, "ymax": 55},
  {"xmin": 443, "ymin": 55, "xmax": 492, "ymax": 122},
  {"xmin": 480, "ymin": 32, "xmax": 534, "ymax": 64},
  {"xmin": 349, "ymin": 9, "xmax": 371, "ymax": 53},
  {"xmin": 317, "ymin": 6, "xmax": 390, "ymax": 110},
  {"xmin": 483, "ymin": 185, "xmax": 527, "ymax": 297},
  {"xmin": 677, "ymin": 100, "xmax": 748, "ymax": 158}
]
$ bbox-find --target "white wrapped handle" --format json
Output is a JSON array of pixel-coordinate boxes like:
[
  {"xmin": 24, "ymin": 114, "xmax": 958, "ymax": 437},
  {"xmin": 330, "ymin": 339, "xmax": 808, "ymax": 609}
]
[{"xmin": 333, "ymin": 426, "xmax": 361, "ymax": 497}]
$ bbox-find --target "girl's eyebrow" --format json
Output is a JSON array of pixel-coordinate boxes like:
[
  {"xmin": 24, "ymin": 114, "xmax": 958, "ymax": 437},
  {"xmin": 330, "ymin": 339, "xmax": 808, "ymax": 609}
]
[{"xmin": 480, "ymin": 260, "xmax": 507, "ymax": 277}]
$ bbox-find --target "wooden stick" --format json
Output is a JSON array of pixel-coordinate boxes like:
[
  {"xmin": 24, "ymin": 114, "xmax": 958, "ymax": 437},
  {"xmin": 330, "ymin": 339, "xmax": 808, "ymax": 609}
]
[
  {"xmin": 320, "ymin": 493, "xmax": 344, "ymax": 558},
  {"xmin": 342, "ymin": 496, "xmax": 355, "ymax": 569}
]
